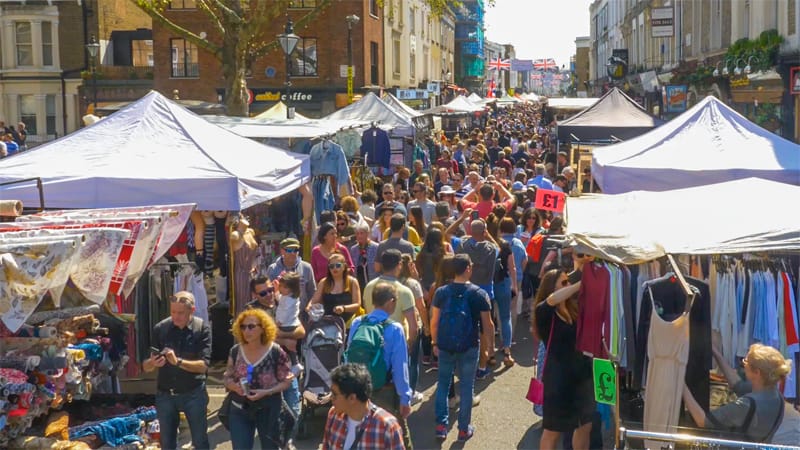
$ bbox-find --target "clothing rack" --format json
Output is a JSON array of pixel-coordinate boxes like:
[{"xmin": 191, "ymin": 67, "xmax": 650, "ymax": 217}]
[{"xmin": 619, "ymin": 427, "xmax": 800, "ymax": 449}]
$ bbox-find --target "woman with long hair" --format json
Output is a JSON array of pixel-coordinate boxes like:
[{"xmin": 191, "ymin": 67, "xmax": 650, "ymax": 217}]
[
  {"xmin": 371, "ymin": 204, "xmax": 394, "ymax": 243},
  {"xmin": 533, "ymin": 255, "xmax": 595, "ymax": 450},
  {"xmin": 223, "ymin": 309, "xmax": 293, "ymax": 449},
  {"xmin": 415, "ymin": 226, "xmax": 448, "ymax": 293},
  {"xmin": 408, "ymin": 205, "xmax": 427, "ymax": 242},
  {"xmin": 310, "ymin": 222, "xmax": 355, "ymax": 283},
  {"xmin": 307, "ymin": 252, "xmax": 361, "ymax": 324},
  {"xmin": 516, "ymin": 207, "xmax": 544, "ymax": 247}
]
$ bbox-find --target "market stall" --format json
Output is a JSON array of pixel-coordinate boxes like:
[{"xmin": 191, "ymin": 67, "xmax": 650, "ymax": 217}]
[
  {"xmin": 559, "ymin": 178, "xmax": 800, "ymax": 447},
  {"xmin": 557, "ymin": 87, "xmax": 664, "ymax": 143},
  {"xmin": 591, "ymin": 95, "xmax": 800, "ymax": 194}
]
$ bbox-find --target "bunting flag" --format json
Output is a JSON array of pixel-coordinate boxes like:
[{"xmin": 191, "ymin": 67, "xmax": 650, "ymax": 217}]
[
  {"xmin": 533, "ymin": 58, "xmax": 558, "ymax": 71},
  {"xmin": 488, "ymin": 57, "xmax": 511, "ymax": 71}
]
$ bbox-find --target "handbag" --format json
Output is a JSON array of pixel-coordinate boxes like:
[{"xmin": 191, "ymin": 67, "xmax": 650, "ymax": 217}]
[
  {"xmin": 218, "ymin": 393, "xmax": 233, "ymax": 431},
  {"xmin": 526, "ymin": 315, "xmax": 555, "ymax": 405}
]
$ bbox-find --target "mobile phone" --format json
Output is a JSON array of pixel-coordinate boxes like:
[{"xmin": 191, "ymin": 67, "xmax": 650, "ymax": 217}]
[
  {"xmin": 150, "ymin": 346, "xmax": 163, "ymax": 356},
  {"xmin": 470, "ymin": 211, "xmax": 480, "ymax": 220}
]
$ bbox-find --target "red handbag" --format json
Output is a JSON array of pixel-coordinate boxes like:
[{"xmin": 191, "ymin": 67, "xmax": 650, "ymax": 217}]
[{"xmin": 526, "ymin": 315, "xmax": 554, "ymax": 405}]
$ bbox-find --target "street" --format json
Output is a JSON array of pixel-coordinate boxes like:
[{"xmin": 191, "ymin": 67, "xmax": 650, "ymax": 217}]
[{"xmin": 188, "ymin": 316, "xmax": 547, "ymax": 450}]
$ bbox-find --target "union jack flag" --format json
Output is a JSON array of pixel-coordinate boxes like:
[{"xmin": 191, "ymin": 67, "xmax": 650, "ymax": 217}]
[
  {"xmin": 530, "ymin": 73, "xmax": 543, "ymax": 81},
  {"xmin": 533, "ymin": 58, "xmax": 558, "ymax": 71},
  {"xmin": 488, "ymin": 57, "xmax": 511, "ymax": 71},
  {"xmin": 486, "ymin": 78, "xmax": 496, "ymax": 98}
]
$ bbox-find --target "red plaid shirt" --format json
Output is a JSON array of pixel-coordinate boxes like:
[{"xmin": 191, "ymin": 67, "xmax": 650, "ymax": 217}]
[{"xmin": 323, "ymin": 402, "xmax": 405, "ymax": 450}]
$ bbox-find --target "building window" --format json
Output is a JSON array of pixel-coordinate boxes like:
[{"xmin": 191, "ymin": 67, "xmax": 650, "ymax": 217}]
[
  {"xmin": 42, "ymin": 21, "xmax": 53, "ymax": 66},
  {"xmin": 169, "ymin": 0, "xmax": 196, "ymax": 8},
  {"xmin": 46, "ymin": 95, "xmax": 56, "ymax": 135},
  {"xmin": 19, "ymin": 95, "xmax": 37, "ymax": 135},
  {"xmin": 369, "ymin": 0, "xmax": 379, "ymax": 17},
  {"xmin": 409, "ymin": 8, "xmax": 415, "ymax": 34},
  {"xmin": 15, "ymin": 22, "xmax": 33, "ymax": 66},
  {"xmin": 393, "ymin": 39, "xmax": 401, "ymax": 75},
  {"xmin": 170, "ymin": 38, "xmax": 199, "ymax": 77},
  {"xmin": 290, "ymin": 38, "xmax": 317, "ymax": 76},
  {"xmin": 410, "ymin": 52, "xmax": 416, "ymax": 79},
  {"xmin": 423, "ymin": 48, "xmax": 429, "ymax": 80},
  {"xmin": 289, "ymin": 0, "xmax": 317, "ymax": 8},
  {"xmin": 370, "ymin": 41, "xmax": 379, "ymax": 84}
]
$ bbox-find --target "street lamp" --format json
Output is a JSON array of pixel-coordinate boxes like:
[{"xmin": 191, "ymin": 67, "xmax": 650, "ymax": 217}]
[
  {"xmin": 345, "ymin": 14, "xmax": 360, "ymax": 104},
  {"xmin": 85, "ymin": 35, "xmax": 100, "ymax": 111},
  {"xmin": 277, "ymin": 18, "xmax": 300, "ymax": 119}
]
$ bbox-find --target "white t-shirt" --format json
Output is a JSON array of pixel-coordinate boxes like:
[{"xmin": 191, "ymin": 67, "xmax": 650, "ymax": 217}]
[
  {"xmin": 275, "ymin": 294, "xmax": 300, "ymax": 328},
  {"xmin": 343, "ymin": 417, "xmax": 361, "ymax": 449}
]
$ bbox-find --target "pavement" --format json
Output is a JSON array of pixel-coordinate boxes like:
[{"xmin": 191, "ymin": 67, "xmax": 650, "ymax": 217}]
[{"xmin": 178, "ymin": 316, "xmax": 553, "ymax": 449}]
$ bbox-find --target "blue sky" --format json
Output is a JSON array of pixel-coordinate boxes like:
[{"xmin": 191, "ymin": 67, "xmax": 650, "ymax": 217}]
[{"xmin": 483, "ymin": 0, "xmax": 594, "ymax": 68}]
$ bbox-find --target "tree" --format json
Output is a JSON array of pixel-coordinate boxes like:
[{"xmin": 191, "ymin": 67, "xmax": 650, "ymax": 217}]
[{"xmin": 132, "ymin": 0, "xmax": 470, "ymax": 116}]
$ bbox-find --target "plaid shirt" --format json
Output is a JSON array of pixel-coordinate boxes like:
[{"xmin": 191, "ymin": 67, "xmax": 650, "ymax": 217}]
[{"xmin": 322, "ymin": 402, "xmax": 405, "ymax": 450}]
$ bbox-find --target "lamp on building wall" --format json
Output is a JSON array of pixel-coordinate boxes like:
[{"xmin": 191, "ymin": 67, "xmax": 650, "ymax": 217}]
[
  {"xmin": 85, "ymin": 35, "xmax": 100, "ymax": 111},
  {"xmin": 713, "ymin": 61, "xmax": 724, "ymax": 77},
  {"xmin": 733, "ymin": 58, "xmax": 746, "ymax": 76},
  {"xmin": 345, "ymin": 14, "xmax": 360, "ymax": 104},
  {"xmin": 277, "ymin": 18, "xmax": 300, "ymax": 119},
  {"xmin": 744, "ymin": 55, "xmax": 759, "ymax": 75},
  {"xmin": 721, "ymin": 57, "xmax": 734, "ymax": 76}
]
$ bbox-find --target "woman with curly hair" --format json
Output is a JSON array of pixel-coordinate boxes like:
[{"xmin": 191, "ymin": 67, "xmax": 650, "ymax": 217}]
[{"xmin": 223, "ymin": 309, "xmax": 294, "ymax": 449}]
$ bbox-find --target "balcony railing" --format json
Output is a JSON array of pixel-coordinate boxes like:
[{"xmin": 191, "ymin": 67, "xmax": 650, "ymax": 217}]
[
  {"xmin": 171, "ymin": 63, "xmax": 200, "ymax": 78},
  {"xmin": 82, "ymin": 65, "xmax": 154, "ymax": 81}
]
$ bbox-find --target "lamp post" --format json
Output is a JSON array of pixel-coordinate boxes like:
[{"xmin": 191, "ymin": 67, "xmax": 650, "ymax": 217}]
[
  {"xmin": 346, "ymin": 14, "xmax": 360, "ymax": 104},
  {"xmin": 85, "ymin": 35, "xmax": 100, "ymax": 111},
  {"xmin": 277, "ymin": 18, "xmax": 300, "ymax": 119}
]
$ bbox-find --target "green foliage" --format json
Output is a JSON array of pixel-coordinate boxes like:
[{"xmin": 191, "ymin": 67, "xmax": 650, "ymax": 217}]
[
  {"xmin": 725, "ymin": 29, "xmax": 783, "ymax": 72},
  {"xmin": 671, "ymin": 63, "xmax": 715, "ymax": 89}
]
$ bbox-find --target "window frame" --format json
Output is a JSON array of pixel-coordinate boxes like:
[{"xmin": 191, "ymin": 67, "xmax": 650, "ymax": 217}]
[
  {"xmin": 169, "ymin": 38, "xmax": 200, "ymax": 78},
  {"xmin": 46, "ymin": 95, "xmax": 57, "ymax": 136},
  {"xmin": 369, "ymin": 0, "xmax": 379, "ymax": 18},
  {"xmin": 15, "ymin": 21, "xmax": 34, "ymax": 67},
  {"xmin": 370, "ymin": 41, "xmax": 379, "ymax": 85},
  {"xmin": 169, "ymin": 0, "xmax": 197, "ymax": 9},
  {"xmin": 41, "ymin": 21, "xmax": 53, "ymax": 67},
  {"xmin": 288, "ymin": 0, "xmax": 317, "ymax": 9},
  {"xmin": 19, "ymin": 95, "xmax": 37, "ymax": 136},
  {"xmin": 290, "ymin": 37, "xmax": 318, "ymax": 77}
]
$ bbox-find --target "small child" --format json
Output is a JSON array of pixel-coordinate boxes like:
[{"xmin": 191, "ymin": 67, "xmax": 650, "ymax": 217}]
[{"xmin": 275, "ymin": 272, "xmax": 303, "ymax": 376}]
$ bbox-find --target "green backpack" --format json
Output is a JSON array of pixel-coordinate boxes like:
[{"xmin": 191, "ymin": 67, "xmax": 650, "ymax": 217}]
[{"xmin": 345, "ymin": 318, "xmax": 392, "ymax": 390}]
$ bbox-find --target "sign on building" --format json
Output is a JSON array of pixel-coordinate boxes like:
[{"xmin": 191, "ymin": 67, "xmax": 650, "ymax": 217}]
[{"xmin": 651, "ymin": 8, "xmax": 674, "ymax": 37}]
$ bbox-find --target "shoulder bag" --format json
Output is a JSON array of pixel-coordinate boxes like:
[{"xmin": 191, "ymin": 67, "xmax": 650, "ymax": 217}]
[{"xmin": 526, "ymin": 315, "xmax": 554, "ymax": 405}]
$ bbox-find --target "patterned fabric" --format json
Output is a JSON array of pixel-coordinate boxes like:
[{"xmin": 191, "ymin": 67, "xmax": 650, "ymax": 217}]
[
  {"xmin": 225, "ymin": 344, "xmax": 292, "ymax": 391},
  {"xmin": 323, "ymin": 402, "xmax": 404, "ymax": 450},
  {"xmin": 0, "ymin": 238, "xmax": 83, "ymax": 331},
  {"xmin": 0, "ymin": 228, "xmax": 129, "ymax": 304}
]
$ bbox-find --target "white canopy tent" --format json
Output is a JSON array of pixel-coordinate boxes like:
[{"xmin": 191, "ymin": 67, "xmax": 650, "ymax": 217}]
[
  {"xmin": 0, "ymin": 91, "xmax": 311, "ymax": 211},
  {"xmin": 424, "ymin": 95, "xmax": 486, "ymax": 115},
  {"xmin": 253, "ymin": 101, "xmax": 309, "ymax": 120},
  {"xmin": 467, "ymin": 93, "xmax": 484, "ymax": 104},
  {"xmin": 203, "ymin": 115, "xmax": 367, "ymax": 139},
  {"xmin": 381, "ymin": 93, "xmax": 423, "ymax": 118},
  {"xmin": 323, "ymin": 92, "xmax": 415, "ymax": 136},
  {"xmin": 546, "ymin": 97, "xmax": 599, "ymax": 111},
  {"xmin": 565, "ymin": 178, "xmax": 800, "ymax": 264},
  {"xmin": 592, "ymin": 96, "xmax": 800, "ymax": 194},
  {"xmin": 496, "ymin": 93, "xmax": 521, "ymax": 107}
]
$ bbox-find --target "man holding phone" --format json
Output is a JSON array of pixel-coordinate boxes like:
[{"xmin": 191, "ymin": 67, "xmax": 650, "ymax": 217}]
[
  {"xmin": 143, "ymin": 291, "xmax": 211, "ymax": 450},
  {"xmin": 459, "ymin": 179, "xmax": 515, "ymax": 220}
]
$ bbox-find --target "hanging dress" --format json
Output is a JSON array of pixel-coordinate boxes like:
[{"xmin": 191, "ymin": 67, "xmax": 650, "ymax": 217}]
[{"xmin": 643, "ymin": 286, "xmax": 691, "ymax": 450}]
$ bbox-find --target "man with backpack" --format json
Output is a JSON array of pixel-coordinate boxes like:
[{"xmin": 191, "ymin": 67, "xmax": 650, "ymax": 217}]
[
  {"xmin": 431, "ymin": 254, "xmax": 494, "ymax": 442},
  {"xmin": 346, "ymin": 282, "xmax": 413, "ymax": 449}
]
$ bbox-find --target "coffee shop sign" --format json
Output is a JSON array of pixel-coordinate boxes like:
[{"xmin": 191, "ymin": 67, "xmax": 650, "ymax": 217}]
[{"xmin": 254, "ymin": 91, "xmax": 315, "ymax": 102}]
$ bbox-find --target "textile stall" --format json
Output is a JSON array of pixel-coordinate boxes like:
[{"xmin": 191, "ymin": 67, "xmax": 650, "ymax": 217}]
[
  {"xmin": 0, "ymin": 203, "xmax": 191, "ymax": 448},
  {"xmin": 561, "ymin": 178, "xmax": 800, "ymax": 447}
]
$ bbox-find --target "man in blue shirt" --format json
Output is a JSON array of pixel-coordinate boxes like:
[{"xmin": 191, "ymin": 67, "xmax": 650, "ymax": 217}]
[
  {"xmin": 348, "ymin": 282, "xmax": 414, "ymax": 449},
  {"xmin": 3, "ymin": 134, "xmax": 18, "ymax": 156},
  {"xmin": 527, "ymin": 163, "xmax": 554, "ymax": 191}
]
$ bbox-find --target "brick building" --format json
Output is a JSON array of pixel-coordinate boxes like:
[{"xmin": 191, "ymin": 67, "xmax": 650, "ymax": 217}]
[{"xmin": 152, "ymin": 1, "xmax": 384, "ymax": 117}]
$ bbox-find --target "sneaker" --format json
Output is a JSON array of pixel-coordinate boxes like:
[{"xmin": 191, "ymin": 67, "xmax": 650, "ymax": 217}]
[
  {"xmin": 421, "ymin": 356, "xmax": 431, "ymax": 366},
  {"xmin": 448, "ymin": 395, "xmax": 460, "ymax": 409},
  {"xmin": 475, "ymin": 367, "xmax": 491, "ymax": 380},
  {"xmin": 457, "ymin": 425, "xmax": 475, "ymax": 442},
  {"xmin": 435, "ymin": 424, "xmax": 448, "ymax": 440},
  {"xmin": 503, "ymin": 354, "xmax": 516, "ymax": 368},
  {"xmin": 471, "ymin": 394, "xmax": 481, "ymax": 407},
  {"xmin": 410, "ymin": 391, "xmax": 424, "ymax": 406}
]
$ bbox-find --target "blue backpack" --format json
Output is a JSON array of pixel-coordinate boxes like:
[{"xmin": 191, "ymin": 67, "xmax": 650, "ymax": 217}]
[{"xmin": 436, "ymin": 284, "xmax": 479, "ymax": 353}]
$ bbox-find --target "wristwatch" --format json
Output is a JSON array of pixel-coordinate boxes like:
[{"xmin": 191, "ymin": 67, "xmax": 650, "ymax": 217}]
[{"xmin": 177, "ymin": 358, "xmax": 183, "ymax": 367}]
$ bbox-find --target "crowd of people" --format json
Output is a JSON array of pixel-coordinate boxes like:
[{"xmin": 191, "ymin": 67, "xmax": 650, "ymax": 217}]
[
  {"xmin": 0, "ymin": 121, "xmax": 28, "ymax": 157},
  {"xmin": 142, "ymin": 101, "xmax": 797, "ymax": 450}
]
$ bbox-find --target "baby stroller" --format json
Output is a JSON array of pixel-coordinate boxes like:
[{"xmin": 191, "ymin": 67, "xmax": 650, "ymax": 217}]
[{"xmin": 297, "ymin": 314, "xmax": 346, "ymax": 438}]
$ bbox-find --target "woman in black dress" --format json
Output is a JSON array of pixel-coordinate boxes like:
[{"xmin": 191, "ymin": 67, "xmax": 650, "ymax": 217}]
[{"xmin": 533, "ymin": 254, "xmax": 595, "ymax": 450}]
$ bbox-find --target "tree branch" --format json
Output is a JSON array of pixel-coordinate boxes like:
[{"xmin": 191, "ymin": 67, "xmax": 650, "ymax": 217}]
[
  {"xmin": 194, "ymin": 0, "xmax": 226, "ymax": 37},
  {"xmin": 250, "ymin": 0, "xmax": 332, "ymax": 60},
  {"xmin": 132, "ymin": 0, "xmax": 221, "ymax": 56}
]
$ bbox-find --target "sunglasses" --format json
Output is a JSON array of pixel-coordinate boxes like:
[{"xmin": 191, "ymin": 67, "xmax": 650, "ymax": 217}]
[
  {"xmin": 240, "ymin": 323, "xmax": 260, "ymax": 330},
  {"xmin": 337, "ymin": 222, "xmax": 347, "ymax": 226},
  {"xmin": 257, "ymin": 288, "xmax": 274, "ymax": 296},
  {"xmin": 329, "ymin": 262, "xmax": 345, "ymax": 269},
  {"xmin": 383, "ymin": 191, "xmax": 393, "ymax": 195},
  {"xmin": 170, "ymin": 295, "xmax": 194, "ymax": 306},
  {"xmin": 284, "ymin": 247, "xmax": 299, "ymax": 253}
]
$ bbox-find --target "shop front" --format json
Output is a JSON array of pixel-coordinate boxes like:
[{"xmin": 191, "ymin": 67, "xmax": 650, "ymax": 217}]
[
  {"xmin": 728, "ymin": 70, "xmax": 786, "ymax": 135},
  {"xmin": 217, "ymin": 87, "xmax": 339, "ymax": 118}
]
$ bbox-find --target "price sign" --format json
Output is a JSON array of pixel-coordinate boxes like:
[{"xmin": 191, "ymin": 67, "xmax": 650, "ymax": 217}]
[
  {"xmin": 534, "ymin": 188, "xmax": 566, "ymax": 213},
  {"xmin": 593, "ymin": 358, "xmax": 616, "ymax": 405}
]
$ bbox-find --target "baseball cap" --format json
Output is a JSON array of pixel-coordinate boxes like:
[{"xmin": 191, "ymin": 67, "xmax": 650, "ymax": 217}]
[
  {"xmin": 280, "ymin": 237, "xmax": 300, "ymax": 249},
  {"xmin": 512, "ymin": 181, "xmax": 525, "ymax": 193}
]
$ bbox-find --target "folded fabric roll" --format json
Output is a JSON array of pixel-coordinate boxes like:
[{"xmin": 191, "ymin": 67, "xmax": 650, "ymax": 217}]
[{"xmin": 0, "ymin": 200, "xmax": 23, "ymax": 217}]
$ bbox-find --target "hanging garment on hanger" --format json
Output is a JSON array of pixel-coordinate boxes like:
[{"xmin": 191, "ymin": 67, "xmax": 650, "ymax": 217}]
[
  {"xmin": 174, "ymin": 268, "xmax": 208, "ymax": 323},
  {"xmin": 232, "ymin": 242, "xmax": 259, "ymax": 316},
  {"xmin": 312, "ymin": 176, "xmax": 335, "ymax": 223},
  {"xmin": 576, "ymin": 262, "xmax": 611, "ymax": 359},
  {"xmin": 642, "ymin": 285, "xmax": 691, "ymax": 450},
  {"xmin": 360, "ymin": 127, "xmax": 391, "ymax": 168},
  {"xmin": 712, "ymin": 266, "xmax": 739, "ymax": 368}
]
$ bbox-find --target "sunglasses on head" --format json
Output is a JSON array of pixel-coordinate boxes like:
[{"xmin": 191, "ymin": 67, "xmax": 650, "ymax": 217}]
[
  {"xmin": 329, "ymin": 262, "xmax": 344, "ymax": 269},
  {"xmin": 284, "ymin": 247, "xmax": 299, "ymax": 253},
  {"xmin": 257, "ymin": 288, "xmax": 274, "ymax": 296},
  {"xmin": 240, "ymin": 323, "xmax": 260, "ymax": 330}
]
